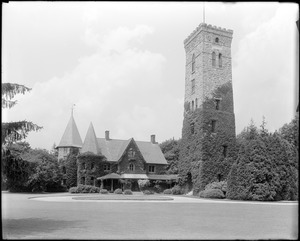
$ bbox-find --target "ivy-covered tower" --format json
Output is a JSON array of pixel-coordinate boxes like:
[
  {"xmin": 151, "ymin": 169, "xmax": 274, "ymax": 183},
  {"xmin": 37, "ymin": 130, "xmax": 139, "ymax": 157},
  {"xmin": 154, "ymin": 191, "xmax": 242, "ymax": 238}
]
[{"xmin": 179, "ymin": 23, "xmax": 236, "ymax": 194}]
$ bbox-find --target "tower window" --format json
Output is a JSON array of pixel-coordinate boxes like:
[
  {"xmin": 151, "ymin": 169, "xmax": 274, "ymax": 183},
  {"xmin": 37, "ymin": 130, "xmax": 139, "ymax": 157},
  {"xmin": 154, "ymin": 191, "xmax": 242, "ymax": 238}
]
[
  {"xmin": 192, "ymin": 101, "xmax": 194, "ymax": 111},
  {"xmin": 191, "ymin": 123, "xmax": 195, "ymax": 134},
  {"xmin": 215, "ymin": 37, "xmax": 219, "ymax": 43},
  {"xmin": 219, "ymin": 53, "xmax": 222, "ymax": 67},
  {"xmin": 211, "ymin": 120, "xmax": 217, "ymax": 133},
  {"xmin": 215, "ymin": 99, "xmax": 220, "ymax": 110},
  {"xmin": 222, "ymin": 145, "xmax": 228, "ymax": 157},
  {"xmin": 195, "ymin": 98, "xmax": 198, "ymax": 109},
  {"xmin": 212, "ymin": 52, "xmax": 216, "ymax": 67},
  {"xmin": 192, "ymin": 54, "xmax": 195, "ymax": 73},
  {"xmin": 191, "ymin": 79, "xmax": 195, "ymax": 94}
]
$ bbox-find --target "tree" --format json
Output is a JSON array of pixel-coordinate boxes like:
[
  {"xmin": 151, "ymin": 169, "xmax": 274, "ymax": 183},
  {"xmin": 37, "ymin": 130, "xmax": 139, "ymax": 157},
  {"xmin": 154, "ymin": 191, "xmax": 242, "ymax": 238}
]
[
  {"xmin": 2, "ymin": 83, "xmax": 42, "ymax": 146},
  {"xmin": 159, "ymin": 138, "xmax": 180, "ymax": 174},
  {"xmin": 278, "ymin": 115, "xmax": 299, "ymax": 151}
]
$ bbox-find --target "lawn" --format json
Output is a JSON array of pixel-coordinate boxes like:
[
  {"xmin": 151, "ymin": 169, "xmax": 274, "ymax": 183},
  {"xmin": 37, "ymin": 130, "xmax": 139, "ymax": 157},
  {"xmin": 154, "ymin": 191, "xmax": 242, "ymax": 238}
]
[{"xmin": 2, "ymin": 192, "xmax": 298, "ymax": 240}]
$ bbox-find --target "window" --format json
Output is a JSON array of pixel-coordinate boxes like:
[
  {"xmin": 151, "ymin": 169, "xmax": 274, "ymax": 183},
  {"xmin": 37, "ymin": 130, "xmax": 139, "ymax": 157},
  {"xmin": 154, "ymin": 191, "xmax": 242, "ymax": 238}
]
[
  {"xmin": 211, "ymin": 120, "xmax": 217, "ymax": 133},
  {"xmin": 191, "ymin": 79, "xmax": 195, "ymax": 94},
  {"xmin": 81, "ymin": 177, "xmax": 85, "ymax": 185},
  {"xmin": 190, "ymin": 123, "xmax": 195, "ymax": 134},
  {"xmin": 62, "ymin": 166, "xmax": 66, "ymax": 174},
  {"xmin": 148, "ymin": 165, "xmax": 155, "ymax": 173},
  {"xmin": 215, "ymin": 99, "xmax": 220, "ymax": 110},
  {"xmin": 82, "ymin": 162, "xmax": 86, "ymax": 169},
  {"xmin": 222, "ymin": 145, "xmax": 228, "ymax": 157},
  {"xmin": 192, "ymin": 54, "xmax": 195, "ymax": 73},
  {"xmin": 128, "ymin": 148, "xmax": 135, "ymax": 159},
  {"xmin": 129, "ymin": 163, "xmax": 135, "ymax": 171},
  {"xmin": 91, "ymin": 162, "xmax": 95, "ymax": 169},
  {"xmin": 212, "ymin": 52, "xmax": 216, "ymax": 67},
  {"xmin": 215, "ymin": 37, "xmax": 219, "ymax": 43},
  {"xmin": 104, "ymin": 164, "xmax": 111, "ymax": 171},
  {"xmin": 195, "ymin": 98, "xmax": 198, "ymax": 109},
  {"xmin": 218, "ymin": 53, "xmax": 222, "ymax": 67},
  {"xmin": 192, "ymin": 101, "xmax": 194, "ymax": 111}
]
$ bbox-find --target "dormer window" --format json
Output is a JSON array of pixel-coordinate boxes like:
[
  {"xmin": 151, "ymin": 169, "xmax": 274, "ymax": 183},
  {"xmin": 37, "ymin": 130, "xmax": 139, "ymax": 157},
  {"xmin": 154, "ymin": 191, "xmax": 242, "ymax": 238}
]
[
  {"xmin": 148, "ymin": 165, "xmax": 155, "ymax": 173},
  {"xmin": 129, "ymin": 163, "xmax": 135, "ymax": 171},
  {"xmin": 104, "ymin": 164, "xmax": 111, "ymax": 171}
]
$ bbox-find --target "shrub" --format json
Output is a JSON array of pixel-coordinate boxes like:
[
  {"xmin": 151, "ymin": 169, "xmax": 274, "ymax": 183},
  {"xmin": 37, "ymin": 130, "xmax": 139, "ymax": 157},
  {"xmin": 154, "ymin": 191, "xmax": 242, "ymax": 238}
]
[
  {"xmin": 143, "ymin": 190, "xmax": 154, "ymax": 195},
  {"xmin": 82, "ymin": 185, "xmax": 93, "ymax": 193},
  {"xmin": 114, "ymin": 188, "xmax": 123, "ymax": 194},
  {"xmin": 171, "ymin": 185, "xmax": 183, "ymax": 195},
  {"xmin": 90, "ymin": 186, "xmax": 100, "ymax": 193},
  {"xmin": 76, "ymin": 184, "xmax": 85, "ymax": 193},
  {"xmin": 163, "ymin": 189, "xmax": 172, "ymax": 194},
  {"xmin": 69, "ymin": 187, "xmax": 78, "ymax": 193},
  {"xmin": 138, "ymin": 179, "xmax": 150, "ymax": 191},
  {"xmin": 205, "ymin": 181, "xmax": 227, "ymax": 195},
  {"xmin": 153, "ymin": 184, "xmax": 163, "ymax": 193},
  {"xmin": 199, "ymin": 189, "xmax": 225, "ymax": 199},
  {"xmin": 124, "ymin": 189, "xmax": 133, "ymax": 195},
  {"xmin": 100, "ymin": 189, "xmax": 108, "ymax": 194}
]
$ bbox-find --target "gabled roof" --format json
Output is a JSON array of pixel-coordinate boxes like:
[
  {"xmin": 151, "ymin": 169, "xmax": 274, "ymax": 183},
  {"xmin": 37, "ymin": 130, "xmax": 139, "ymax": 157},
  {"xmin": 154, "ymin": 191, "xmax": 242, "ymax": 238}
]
[
  {"xmin": 57, "ymin": 115, "xmax": 83, "ymax": 148},
  {"xmin": 81, "ymin": 123, "xmax": 101, "ymax": 155},
  {"xmin": 97, "ymin": 137, "xmax": 168, "ymax": 165}
]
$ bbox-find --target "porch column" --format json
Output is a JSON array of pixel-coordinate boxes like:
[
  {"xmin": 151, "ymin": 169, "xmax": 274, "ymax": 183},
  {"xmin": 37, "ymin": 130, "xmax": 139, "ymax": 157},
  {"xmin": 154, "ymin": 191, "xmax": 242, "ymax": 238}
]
[
  {"xmin": 111, "ymin": 179, "xmax": 113, "ymax": 192},
  {"xmin": 100, "ymin": 180, "xmax": 103, "ymax": 189}
]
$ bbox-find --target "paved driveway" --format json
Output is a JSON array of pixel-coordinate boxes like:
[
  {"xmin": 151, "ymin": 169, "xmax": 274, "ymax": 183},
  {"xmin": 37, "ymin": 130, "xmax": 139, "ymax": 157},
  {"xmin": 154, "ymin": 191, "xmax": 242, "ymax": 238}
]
[{"xmin": 2, "ymin": 192, "xmax": 298, "ymax": 239}]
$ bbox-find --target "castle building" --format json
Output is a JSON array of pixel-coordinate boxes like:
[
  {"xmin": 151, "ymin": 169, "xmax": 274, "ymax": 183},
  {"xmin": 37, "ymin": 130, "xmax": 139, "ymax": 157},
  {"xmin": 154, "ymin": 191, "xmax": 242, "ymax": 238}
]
[
  {"xmin": 179, "ymin": 23, "xmax": 236, "ymax": 194},
  {"xmin": 57, "ymin": 116, "xmax": 178, "ymax": 191}
]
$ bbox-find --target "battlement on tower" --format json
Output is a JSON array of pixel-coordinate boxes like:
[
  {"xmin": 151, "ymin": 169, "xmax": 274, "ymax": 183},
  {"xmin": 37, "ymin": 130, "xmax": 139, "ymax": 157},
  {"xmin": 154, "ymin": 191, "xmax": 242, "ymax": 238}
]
[{"xmin": 184, "ymin": 23, "xmax": 233, "ymax": 45}]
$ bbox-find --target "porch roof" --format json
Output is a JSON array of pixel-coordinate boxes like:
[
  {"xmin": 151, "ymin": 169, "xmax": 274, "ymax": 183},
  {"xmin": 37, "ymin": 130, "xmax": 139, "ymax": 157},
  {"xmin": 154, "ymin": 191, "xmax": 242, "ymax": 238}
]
[
  {"xmin": 120, "ymin": 174, "xmax": 149, "ymax": 179},
  {"xmin": 97, "ymin": 173, "xmax": 122, "ymax": 180},
  {"xmin": 147, "ymin": 174, "xmax": 179, "ymax": 181}
]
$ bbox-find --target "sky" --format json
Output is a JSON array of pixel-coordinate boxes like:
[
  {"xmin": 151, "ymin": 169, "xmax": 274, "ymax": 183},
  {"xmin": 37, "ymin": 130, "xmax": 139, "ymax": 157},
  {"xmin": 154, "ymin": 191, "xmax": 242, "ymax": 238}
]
[{"xmin": 2, "ymin": 2, "xmax": 299, "ymax": 151}]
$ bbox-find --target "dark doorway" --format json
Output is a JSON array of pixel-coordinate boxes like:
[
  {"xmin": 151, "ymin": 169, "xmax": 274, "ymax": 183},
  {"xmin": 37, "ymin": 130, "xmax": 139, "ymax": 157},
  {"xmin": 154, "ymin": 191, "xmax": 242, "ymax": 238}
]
[{"xmin": 187, "ymin": 172, "xmax": 193, "ymax": 191}]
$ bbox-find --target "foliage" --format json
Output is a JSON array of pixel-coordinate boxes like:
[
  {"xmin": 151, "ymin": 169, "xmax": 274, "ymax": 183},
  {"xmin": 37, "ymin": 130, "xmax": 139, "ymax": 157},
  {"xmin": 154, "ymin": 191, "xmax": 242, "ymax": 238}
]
[
  {"xmin": 61, "ymin": 148, "xmax": 79, "ymax": 188},
  {"xmin": 2, "ymin": 83, "xmax": 31, "ymax": 109},
  {"xmin": 124, "ymin": 189, "xmax": 133, "ymax": 195},
  {"xmin": 68, "ymin": 185, "xmax": 99, "ymax": 193},
  {"xmin": 205, "ymin": 181, "xmax": 227, "ymax": 194},
  {"xmin": 100, "ymin": 189, "xmax": 108, "ymax": 194},
  {"xmin": 278, "ymin": 115, "xmax": 299, "ymax": 151},
  {"xmin": 137, "ymin": 179, "xmax": 150, "ymax": 191},
  {"xmin": 199, "ymin": 189, "xmax": 225, "ymax": 199},
  {"xmin": 24, "ymin": 149, "xmax": 64, "ymax": 192},
  {"xmin": 163, "ymin": 189, "xmax": 172, "ymax": 194},
  {"xmin": 159, "ymin": 138, "xmax": 180, "ymax": 174},
  {"xmin": 171, "ymin": 185, "xmax": 183, "ymax": 195},
  {"xmin": 114, "ymin": 188, "xmax": 123, "ymax": 194},
  {"xmin": 227, "ymin": 120, "xmax": 298, "ymax": 201},
  {"xmin": 143, "ymin": 190, "xmax": 154, "ymax": 195},
  {"xmin": 179, "ymin": 82, "xmax": 237, "ymax": 194}
]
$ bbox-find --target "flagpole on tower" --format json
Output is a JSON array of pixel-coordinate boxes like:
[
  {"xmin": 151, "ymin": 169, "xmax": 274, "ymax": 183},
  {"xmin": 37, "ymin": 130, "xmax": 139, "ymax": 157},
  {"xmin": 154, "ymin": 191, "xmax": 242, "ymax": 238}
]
[
  {"xmin": 203, "ymin": 2, "xmax": 206, "ymax": 23},
  {"xmin": 71, "ymin": 104, "xmax": 75, "ymax": 116}
]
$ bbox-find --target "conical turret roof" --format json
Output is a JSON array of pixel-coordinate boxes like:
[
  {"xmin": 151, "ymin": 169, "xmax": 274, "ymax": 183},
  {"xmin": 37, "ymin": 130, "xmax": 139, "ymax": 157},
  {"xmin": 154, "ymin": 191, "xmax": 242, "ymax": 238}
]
[
  {"xmin": 57, "ymin": 115, "xmax": 83, "ymax": 148},
  {"xmin": 81, "ymin": 122, "xmax": 101, "ymax": 155}
]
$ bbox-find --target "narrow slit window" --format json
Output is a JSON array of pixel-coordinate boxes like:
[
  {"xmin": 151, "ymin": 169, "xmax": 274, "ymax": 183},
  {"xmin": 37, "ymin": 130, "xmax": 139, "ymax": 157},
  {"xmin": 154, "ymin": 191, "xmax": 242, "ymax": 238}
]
[
  {"xmin": 219, "ymin": 53, "xmax": 222, "ymax": 67},
  {"xmin": 192, "ymin": 54, "xmax": 195, "ymax": 73},
  {"xmin": 195, "ymin": 98, "xmax": 198, "ymax": 109},
  {"xmin": 191, "ymin": 123, "xmax": 195, "ymax": 134},
  {"xmin": 215, "ymin": 99, "xmax": 220, "ymax": 110},
  {"xmin": 212, "ymin": 52, "xmax": 216, "ymax": 67},
  {"xmin": 191, "ymin": 79, "xmax": 195, "ymax": 94},
  {"xmin": 222, "ymin": 145, "xmax": 228, "ymax": 157},
  {"xmin": 211, "ymin": 120, "xmax": 217, "ymax": 133},
  {"xmin": 192, "ymin": 101, "xmax": 194, "ymax": 111}
]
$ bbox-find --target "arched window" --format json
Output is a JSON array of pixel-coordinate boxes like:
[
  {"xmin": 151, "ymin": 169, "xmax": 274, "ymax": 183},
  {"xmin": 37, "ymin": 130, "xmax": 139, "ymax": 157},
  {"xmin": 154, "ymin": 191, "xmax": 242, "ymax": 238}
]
[
  {"xmin": 215, "ymin": 37, "xmax": 219, "ymax": 43},
  {"xmin": 219, "ymin": 53, "xmax": 222, "ymax": 67},
  {"xmin": 191, "ymin": 54, "xmax": 195, "ymax": 73},
  {"xmin": 129, "ymin": 163, "xmax": 134, "ymax": 171},
  {"xmin": 212, "ymin": 52, "xmax": 216, "ymax": 67}
]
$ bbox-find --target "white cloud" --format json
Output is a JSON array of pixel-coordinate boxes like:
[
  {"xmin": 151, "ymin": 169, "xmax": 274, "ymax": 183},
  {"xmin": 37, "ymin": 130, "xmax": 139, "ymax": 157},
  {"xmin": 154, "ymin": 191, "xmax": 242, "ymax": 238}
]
[{"xmin": 5, "ymin": 25, "xmax": 167, "ymax": 149}]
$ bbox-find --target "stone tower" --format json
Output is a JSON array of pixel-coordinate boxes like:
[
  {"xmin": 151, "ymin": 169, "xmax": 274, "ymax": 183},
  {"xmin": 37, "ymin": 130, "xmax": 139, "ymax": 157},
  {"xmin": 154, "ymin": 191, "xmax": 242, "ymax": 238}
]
[{"xmin": 179, "ymin": 23, "xmax": 236, "ymax": 194}]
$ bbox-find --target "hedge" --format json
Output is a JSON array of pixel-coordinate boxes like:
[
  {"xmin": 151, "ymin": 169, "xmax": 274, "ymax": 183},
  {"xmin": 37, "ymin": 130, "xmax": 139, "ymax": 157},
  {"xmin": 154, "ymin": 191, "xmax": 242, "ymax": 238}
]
[
  {"xmin": 68, "ymin": 185, "xmax": 100, "ymax": 193},
  {"xmin": 114, "ymin": 188, "xmax": 123, "ymax": 194},
  {"xmin": 124, "ymin": 189, "xmax": 133, "ymax": 195},
  {"xmin": 199, "ymin": 189, "xmax": 225, "ymax": 199}
]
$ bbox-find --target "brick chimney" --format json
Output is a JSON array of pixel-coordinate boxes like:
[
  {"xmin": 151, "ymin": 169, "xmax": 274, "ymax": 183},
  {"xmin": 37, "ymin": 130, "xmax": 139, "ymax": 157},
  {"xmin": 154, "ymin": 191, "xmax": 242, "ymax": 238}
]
[
  {"xmin": 151, "ymin": 134, "xmax": 156, "ymax": 144},
  {"xmin": 105, "ymin": 130, "xmax": 110, "ymax": 140}
]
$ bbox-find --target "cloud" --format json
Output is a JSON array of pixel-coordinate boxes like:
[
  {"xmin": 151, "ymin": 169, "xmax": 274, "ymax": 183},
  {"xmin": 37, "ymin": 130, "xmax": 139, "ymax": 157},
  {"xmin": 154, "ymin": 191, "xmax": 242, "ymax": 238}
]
[
  {"xmin": 233, "ymin": 4, "xmax": 298, "ymax": 133},
  {"xmin": 5, "ymin": 24, "xmax": 168, "ymax": 149}
]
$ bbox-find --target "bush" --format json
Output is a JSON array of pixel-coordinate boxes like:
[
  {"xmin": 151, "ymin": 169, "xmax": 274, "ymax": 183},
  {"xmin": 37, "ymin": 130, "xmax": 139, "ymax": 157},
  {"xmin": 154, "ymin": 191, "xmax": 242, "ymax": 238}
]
[
  {"xmin": 100, "ymin": 189, "xmax": 108, "ymax": 194},
  {"xmin": 114, "ymin": 188, "xmax": 123, "ymax": 194},
  {"xmin": 90, "ymin": 186, "xmax": 100, "ymax": 193},
  {"xmin": 171, "ymin": 185, "xmax": 183, "ymax": 195},
  {"xmin": 82, "ymin": 185, "xmax": 93, "ymax": 193},
  {"xmin": 124, "ymin": 189, "xmax": 133, "ymax": 195},
  {"xmin": 163, "ymin": 189, "xmax": 172, "ymax": 194},
  {"xmin": 205, "ymin": 181, "xmax": 227, "ymax": 194},
  {"xmin": 153, "ymin": 184, "xmax": 163, "ymax": 193},
  {"xmin": 138, "ymin": 179, "xmax": 150, "ymax": 191},
  {"xmin": 199, "ymin": 189, "xmax": 225, "ymax": 199},
  {"xmin": 69, "ymin": 186, "xmax": 78, "ymax": 193},
  {"xmin": 143, "ymin": 190, "xmax": 154, "ymax": 195}
]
